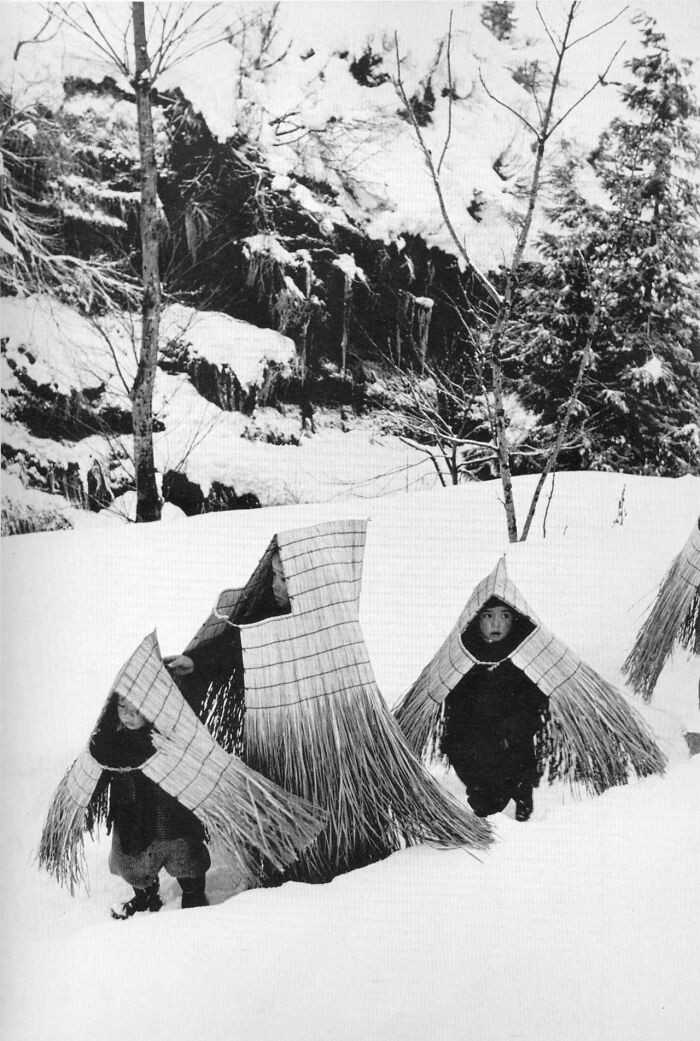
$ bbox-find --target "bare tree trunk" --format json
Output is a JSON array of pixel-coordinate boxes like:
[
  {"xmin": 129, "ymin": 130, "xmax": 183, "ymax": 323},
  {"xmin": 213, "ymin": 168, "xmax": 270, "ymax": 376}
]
[
  {"xmin": 519, "ymin": 309, "xmax": 599, "ymax": 540},
  {"xmin": 131, "ymin": 1, "xmax": 161, "ymax": 522},
  {"xmin": 482, "ymin": 4, "xmax": 579, "ymax": 541}
]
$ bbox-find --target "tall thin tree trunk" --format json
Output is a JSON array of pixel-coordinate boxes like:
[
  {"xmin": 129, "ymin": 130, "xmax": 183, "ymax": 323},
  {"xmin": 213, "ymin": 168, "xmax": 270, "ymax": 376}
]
[
  {"xmin": 519, "ymin": 308, "xmax": 599, "ymax": 541},
  {"xmin": 486, "ymin": 3, "xmax": 577, "ymax": 542},
  {"xmin": 131, "ymin": 1, "xmax": 161, "ymax": 522}
]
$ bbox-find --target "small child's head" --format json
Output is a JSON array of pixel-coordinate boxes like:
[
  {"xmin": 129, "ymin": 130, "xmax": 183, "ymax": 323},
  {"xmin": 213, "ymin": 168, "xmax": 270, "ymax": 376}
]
[
  {"xmin": 116, "ymin": 694, "xmax": 147, "ymax": 731},
  {"xmin": 477, "ymin": 599, "xmax": 514, "ymax": 644}
]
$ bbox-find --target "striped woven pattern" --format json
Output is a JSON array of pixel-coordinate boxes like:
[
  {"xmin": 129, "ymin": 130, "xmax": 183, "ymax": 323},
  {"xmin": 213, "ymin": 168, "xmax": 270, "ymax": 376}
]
[
  {"xmin": 234, "ymin": 519, "xmax": 492, "ymax": 881},
  {"xmin": 39, "ymin": 632, "xmax": 327, "ymax": 892},
  {"xmin": 623, "ymin": 517, "xmax": 700, "ymax": 700},
  {"xmin": 394, "ymin": 557, "xmax": 666, "ymax": 794}
]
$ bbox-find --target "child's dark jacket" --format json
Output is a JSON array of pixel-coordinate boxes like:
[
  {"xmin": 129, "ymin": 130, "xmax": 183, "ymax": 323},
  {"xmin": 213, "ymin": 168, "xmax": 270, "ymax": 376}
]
[
  {"xmin": 89, "ymin": 703, "xmax": 204, "ymax": 856},
  {"xmin": 442, "ymin": 639, "xmax": 549, "ymax": 789}
]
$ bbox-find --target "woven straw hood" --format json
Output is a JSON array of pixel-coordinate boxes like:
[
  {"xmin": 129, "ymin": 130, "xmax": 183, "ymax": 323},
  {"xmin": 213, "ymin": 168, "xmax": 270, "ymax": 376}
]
[
  {"xmin": 623, "ymin": 517, "xmax": 700, "ymax": 701},
  {"xmin": 38, "ymin": 631, "xmax": 327, "ymax": 892},
  {"xmin": 394, "ymin": 557, "xmax": 666, "ymax": 794},
  {"xmin": 196, "ymin": 518, "xmax": 492, "ymax": 882}
]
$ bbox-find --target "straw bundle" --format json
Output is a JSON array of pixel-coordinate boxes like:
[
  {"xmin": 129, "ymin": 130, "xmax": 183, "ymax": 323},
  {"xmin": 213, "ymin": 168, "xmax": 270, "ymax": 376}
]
[
  {"xmin": 38, "ymin": 632, "xmax": 327, "ymax": 892},
  {"xmin": 215, "ymin": 518, "xmax": 491, "ymax": 882},
  {"xmin": 623, "ymin": 517, "xmax": 700, "ymax": 701},
  {"xmin": 395, "ymin": 557, "xmax": 666, "ymax": 795},
  {"xmin": 38, "ymin": 752, "xmax": 106, "ymax": 892}
]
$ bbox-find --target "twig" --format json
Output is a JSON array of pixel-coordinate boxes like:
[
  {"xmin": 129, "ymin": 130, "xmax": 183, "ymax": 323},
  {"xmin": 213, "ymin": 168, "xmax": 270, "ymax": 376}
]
[
  {"xmin": 536, "ymin": 1, "xmax": 562, "ymax": 54},
  {"xmin": 437, "ymin": 10, "xmax": 454, "ymax": 177},
  {"xmin": 542, "ymin": 472, "xmax": 556, "ymax": 539},
  {"xmin": 478, "ymin": 69, "xmax": 539, "ymax": 137},
  {"xmin": 394, "ymin": 32, "xmax": 503, "ymax": 306},
  {"xmin": 569, "ymin": 6, "xmax": 629, "ymax": 49},
  {"xmin": 13, "ymin": 11, "xmax": 59, "ymax": 60},
  {"xmin": 547, "ymin": 43, "xmax": 626, "ymax": 139}
]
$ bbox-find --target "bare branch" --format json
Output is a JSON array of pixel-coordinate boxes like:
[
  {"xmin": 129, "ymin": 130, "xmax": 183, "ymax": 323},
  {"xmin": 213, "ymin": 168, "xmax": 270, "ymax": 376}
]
[
  {"xmin": 437, "ymin": 10, "xmax": 454, "ymax": 177},
  {"xmin": 536, "ymin": 1, "xmax": 563, "ymax": 55},
  {"xmin": 546, "ymin": 42, "xmax": 626, "ymax": 139},
  {"xmin": 568, "ymin": 6, "xmax": 629, "ymax": 49},
  {"xmin": 13, "ymin": 11, "xmax": 59, "ymax": 61},
  {"xmin": 478, "ymin": 69, "xmax": 539, "ymax": 138},
  {"xmin": 80, "ymin": 2, "xmax": 129, "ymax": 73},
  {"xmin": 394, "ymin": 32, "xmax": 502, "ymax": 306},
  {"xmin": 44, "ymin": 4, "xmax": 129, "ymax": 74}
]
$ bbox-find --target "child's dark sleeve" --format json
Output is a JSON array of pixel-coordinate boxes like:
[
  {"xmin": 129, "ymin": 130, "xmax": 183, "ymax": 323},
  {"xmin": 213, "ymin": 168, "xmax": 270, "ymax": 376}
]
[{"xmin": 176, "ymin": 627, "xmax": 244, "ymax": 715}]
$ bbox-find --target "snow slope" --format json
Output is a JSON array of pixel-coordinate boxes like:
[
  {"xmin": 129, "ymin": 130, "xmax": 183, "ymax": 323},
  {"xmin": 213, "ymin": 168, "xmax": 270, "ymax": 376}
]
[
  {"xmin": 2, "ymin": 293, "xmax": 441, "ymax": 516},
  {"xmin": 2, "ymin": 470, "xmax": 699, "ymax": 1041},
  {"xmin": 4, "ymin": 2, "xmax": 699, "ymax": 271}
]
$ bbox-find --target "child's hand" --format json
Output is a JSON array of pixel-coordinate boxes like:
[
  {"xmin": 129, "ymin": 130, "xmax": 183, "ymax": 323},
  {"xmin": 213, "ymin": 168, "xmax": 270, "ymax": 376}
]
[{"xmin": 164, "ymin": 654, "xmax": 195, "ymax": 676}]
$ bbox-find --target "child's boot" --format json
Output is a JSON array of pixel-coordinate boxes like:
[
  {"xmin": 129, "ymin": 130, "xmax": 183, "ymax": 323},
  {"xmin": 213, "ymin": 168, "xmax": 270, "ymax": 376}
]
[
  {"xmin": 111, "ymin": 880, "xmax": 162, "ymax": 919},
  {"xmin": 178, "ymin": 875, "xmax": 209, "ymax": 909}
]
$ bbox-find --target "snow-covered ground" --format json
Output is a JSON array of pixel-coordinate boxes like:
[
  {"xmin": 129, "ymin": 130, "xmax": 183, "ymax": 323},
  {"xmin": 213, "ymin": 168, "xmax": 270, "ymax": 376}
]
[
  {"xmin": 2, "ymin": 470, "xmax": 699, "ymax": 1041},
  {"xmin": 1, "ymin": 293, "xmax": 442, "ymax": 518}
]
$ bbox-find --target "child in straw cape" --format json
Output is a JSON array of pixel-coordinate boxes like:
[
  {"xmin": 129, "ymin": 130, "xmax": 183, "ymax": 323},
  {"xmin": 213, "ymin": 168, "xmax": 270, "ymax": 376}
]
[
  {"xmin": 39, "ymin": 631, "xmax": 327, "ymax": 914},
  {"xmin": 170, "ymin": 518, "xmax": 492, "ymax": 883},
  {"xmin": 623, "ymin": 516, "xmax": 700, "ymax": 703},
  {"xmin": 394, "ymin": 558, "xmax": 667, "ymax": 812},
  {"xmin": 91, "ymin": 692, "xmax": 211, "ymax": 918},
  {"xmin": 164, "ymin": 542, "xmax": 291, "ymax": 743},
  {"xmin": 442, "ymin": 597, "xmax": 549, "ymax": 821}
]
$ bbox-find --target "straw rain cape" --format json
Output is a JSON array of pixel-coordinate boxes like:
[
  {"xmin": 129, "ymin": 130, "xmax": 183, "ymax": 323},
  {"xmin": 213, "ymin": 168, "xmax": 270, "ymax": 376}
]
[
  {"xmin": 623, "ymin": 517, "xmax": 700, "ymax": 701},
  {"xmin": 394, "ymin": 558, "xmax": 666, "ymax": 794},
  {"xmin": 187, "ymin": 518, "xmax": 492, "ymax": 883},
  {"xmin": 38, "ymin": 631, "xmax": 327, "ymax": 893}
]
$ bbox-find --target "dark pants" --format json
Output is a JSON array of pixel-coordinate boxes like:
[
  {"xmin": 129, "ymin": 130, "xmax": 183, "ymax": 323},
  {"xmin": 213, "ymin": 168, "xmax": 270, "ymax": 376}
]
[{"xmin": 109, "ymin": 830, "xmax": 211, "ymax": 888}]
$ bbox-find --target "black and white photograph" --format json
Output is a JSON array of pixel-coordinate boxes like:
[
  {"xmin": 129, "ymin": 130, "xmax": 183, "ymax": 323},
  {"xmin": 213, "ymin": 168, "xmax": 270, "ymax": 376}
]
[{"xmin": 2, "ymin": 2, "xmax": 699, "ymax": 1039}]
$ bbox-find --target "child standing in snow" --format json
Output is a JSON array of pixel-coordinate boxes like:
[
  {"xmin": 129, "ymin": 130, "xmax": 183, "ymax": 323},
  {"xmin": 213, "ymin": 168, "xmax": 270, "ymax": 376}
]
[
  {"xmin": 90, "ymin": 694, "xmax": 210, "ymax": 919},
  {"xmin": 441, "ymin": 597, "xmax": 549, "ymax": 821}
]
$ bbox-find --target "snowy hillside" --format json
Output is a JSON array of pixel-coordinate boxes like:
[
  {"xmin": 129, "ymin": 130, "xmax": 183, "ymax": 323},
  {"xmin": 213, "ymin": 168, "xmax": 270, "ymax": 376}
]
[
  {"xmin": 2, "ymin": 470, "xmax": 699, "ymax": 1041},
  {"xmin": 3, "ymin": 2, "xmax": 698, "ymax": 270},
  {"xmin": 2, "ymin": 293, "xmax": 441, "ymax": 526}
]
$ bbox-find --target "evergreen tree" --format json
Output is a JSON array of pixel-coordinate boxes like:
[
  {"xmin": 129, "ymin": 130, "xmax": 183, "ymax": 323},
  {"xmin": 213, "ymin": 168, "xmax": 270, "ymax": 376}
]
[{"xmin": 516, "ymin": 17, "xmax": 700, "ymax": 475}]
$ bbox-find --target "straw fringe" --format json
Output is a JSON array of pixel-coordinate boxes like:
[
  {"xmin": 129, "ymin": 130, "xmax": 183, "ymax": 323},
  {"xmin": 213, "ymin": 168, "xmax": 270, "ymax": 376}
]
[
  {"xmin": 623, "ymin": 521, "xmax": 700, "ymax": 700},
  {"xmin": 396, "ymin": 663, "xmax": 666, "ymax": 796},
  {"xmin": 148, "ymin": 730, "xmax": 327, "ymax": 875},
  {"xmin": 394, "ymin": 558, "xmax": 667, "ymax": 793},
  {"xmin": 393, "ymin": 671, "xmax": 443, "ymax": 761},
  {"xmin": 201, "ymin": 672, "xmax": 245, "ymax": 756},
  {"xmin": 38, "ymin": 757, "xmax": 107, "ymax": 893},
  {"xmin": 546, "ymin": 664, "xmax": 667, "ymax": 793},
  {"xmin": 245, "ymin": 682, "xmax": 492, "ymax": 884}
]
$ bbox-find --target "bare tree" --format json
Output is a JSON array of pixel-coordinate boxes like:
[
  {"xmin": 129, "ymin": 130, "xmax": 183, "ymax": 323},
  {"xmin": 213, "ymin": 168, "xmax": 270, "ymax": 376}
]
[
  {"xmin": 394, "ymin": 2, "xmax": 627, "ymax": 540},
  {"xmin": 43, "ymin": 1, "xmax": 247, "ymax": 521},
  {"xmin": 127, "ymin": 2, "xmax": 161, "ymax": 519}
]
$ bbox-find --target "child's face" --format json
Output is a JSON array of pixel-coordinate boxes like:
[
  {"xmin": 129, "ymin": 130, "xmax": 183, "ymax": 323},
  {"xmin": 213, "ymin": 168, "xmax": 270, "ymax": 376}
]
[
  {"xmin": 271, "ymin": 551, "xmax": 290, "ymax": 609},
  {"xmin": 116, "ymin": 695, "xmax": 147, "ymax": 730},
  {"xmin": 478, "ymin": 605, "xmax": 514, "ymax": 643}
]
